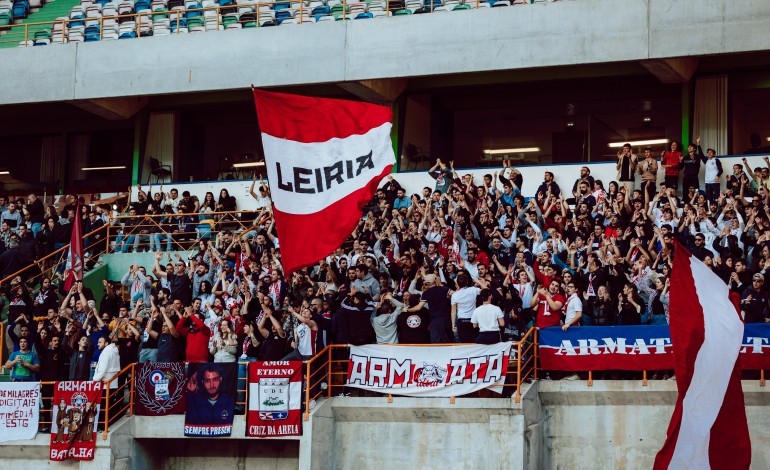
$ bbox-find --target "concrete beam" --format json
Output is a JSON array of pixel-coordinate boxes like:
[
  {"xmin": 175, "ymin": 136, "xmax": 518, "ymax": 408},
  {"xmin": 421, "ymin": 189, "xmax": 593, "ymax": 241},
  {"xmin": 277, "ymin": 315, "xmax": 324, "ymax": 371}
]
[
  {"xmin": 338, "ymin": 78, "xmax": 408, "ymax": 104},
  {"xmin": 70, "ymin": 96, "xmax": 149, "ymax": 120},
  {"xmin": 639, "ymin": 57, "xmax": 700, "ymax": 84}
]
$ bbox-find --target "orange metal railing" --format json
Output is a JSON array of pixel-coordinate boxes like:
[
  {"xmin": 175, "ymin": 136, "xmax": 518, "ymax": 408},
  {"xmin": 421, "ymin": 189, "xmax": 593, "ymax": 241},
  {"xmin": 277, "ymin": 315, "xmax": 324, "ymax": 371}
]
[
  {"xmin": 0, "ymin": 223, "xmax": 109, "ymax": 292},
  {"xmin": 302, "ymin": 330, "xmax": 539, "ymax": 418},
  {"xmin": 101, "ymin": 362, "xmax": 136, "ymax": 438},
  {"xmin": 106, "ymin": 209, "xmax": 263, "ymax": 254}
]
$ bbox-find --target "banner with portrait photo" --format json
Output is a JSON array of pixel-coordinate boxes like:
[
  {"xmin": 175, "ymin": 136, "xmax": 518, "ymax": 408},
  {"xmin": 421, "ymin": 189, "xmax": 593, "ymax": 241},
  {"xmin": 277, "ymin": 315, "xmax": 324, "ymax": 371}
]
[
  {"xmin": 184, "ymin": 362, "xmax": 237, "ymax": 437},
  {"xmin": 247, "ymin": 361, "xmax": 303, "ymax": 438},
  {"xmin": 49, "ymin": 381, "xmax": 102, "ymax": 462},
  {"xmin": 0, "ymin": 382, "xmax": 40, "ymax": 442},
  {"xmin": 135, "ymin": 362, "xmax": 186, "ymax": 416}
]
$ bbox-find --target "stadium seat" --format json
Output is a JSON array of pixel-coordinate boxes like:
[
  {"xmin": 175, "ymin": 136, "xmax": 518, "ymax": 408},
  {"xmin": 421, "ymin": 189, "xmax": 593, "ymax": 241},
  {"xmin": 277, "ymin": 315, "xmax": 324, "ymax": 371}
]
[
  {"xmin": 102, "ymin": 23, "xmax": 119, "ymax": 38},
  {"xmin": 0, "ymin": 10, "xmax": 11, "ymax": 26},
  {"xmin": 329, "ymin": 3, "xmax": 346, "ymax": 18},
  {"xmin": 353, "ymin": 11, "xmax": 370, "ymax": 18},
  {"xmin": 12, "ymin": 0, "xmax": 29, "ymax": 19},
  {"xmin": 393, "ymin": 7, "xmax": 410, "ymax": 14},
  {"xmin": 310, "ymin": 4, "xmax": 328, "ymax": 20},
  {"xmin": 84, "ymin": 24, "xmax": 101, "ymax": 41},
  {"xmin": 33, "ymin": 29, "xmax": 51, "ymax": 45}
]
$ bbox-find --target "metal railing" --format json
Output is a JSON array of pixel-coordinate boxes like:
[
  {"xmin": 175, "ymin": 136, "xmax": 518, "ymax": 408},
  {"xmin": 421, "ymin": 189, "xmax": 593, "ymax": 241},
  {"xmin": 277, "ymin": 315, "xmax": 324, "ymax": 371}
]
[
  {"xmin": 302, "ymin": 330, "xmax": 539, "ymax": 417},
  {"xmin": 105, "ymin": 209, "xmax": 262, "ymax": 254},
  {"xmin": 2, "ymin": 0, "xmax": 533, "ymax": 47},
  {"xmin": 0, "ymin": 223, "xmax": 109, "ymax": 292}
]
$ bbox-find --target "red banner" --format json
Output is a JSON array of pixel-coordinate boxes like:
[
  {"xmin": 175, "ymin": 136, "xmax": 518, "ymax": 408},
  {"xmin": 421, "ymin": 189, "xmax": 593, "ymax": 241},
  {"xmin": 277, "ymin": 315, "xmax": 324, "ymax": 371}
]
[
  {"xmin": 64, "ymin": 202, "xmax": 83, "ymax": 292},
  {"xmin": 247, "ymin": 361, "xmax": 303, "ymax": 438},
  {"xmin": 49, "ymin": 381, "xmax": 102, "ymax": 461}
]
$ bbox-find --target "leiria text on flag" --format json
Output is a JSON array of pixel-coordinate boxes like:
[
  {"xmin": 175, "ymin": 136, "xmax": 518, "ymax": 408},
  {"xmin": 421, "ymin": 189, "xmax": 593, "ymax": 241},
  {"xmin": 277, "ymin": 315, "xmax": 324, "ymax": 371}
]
[{"xmin": 252, "ymin": 89, "xmax": 395, "ymax": 276}]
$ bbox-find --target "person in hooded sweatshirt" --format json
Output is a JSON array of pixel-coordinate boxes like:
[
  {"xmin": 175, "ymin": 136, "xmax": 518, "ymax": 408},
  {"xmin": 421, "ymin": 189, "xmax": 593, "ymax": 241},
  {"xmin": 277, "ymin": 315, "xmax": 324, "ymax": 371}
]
[
  {"xmin": 341, "ymin": 289, "xmax": 377, "ymax": 345},
  {"xmin": 371, "ymin": 288, "xmax": 404, "ymax": 344}
]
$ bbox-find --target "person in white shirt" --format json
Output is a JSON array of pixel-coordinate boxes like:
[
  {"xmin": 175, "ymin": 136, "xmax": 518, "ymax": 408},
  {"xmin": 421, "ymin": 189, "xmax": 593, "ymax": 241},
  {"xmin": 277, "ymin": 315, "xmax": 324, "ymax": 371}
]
[
  {"xmin": 93, "ymin": 338, "xmax": 121, "ymax": 390},
  {"xmin": 471, "ymin": 289, "xmax": 505, "ymax": 344},
  {"xmin": 562, "ymin": 282, "xmax": 583, "ymax": 331},
  {"xmin": 451, "ymin": 273, "xmax": 481, "ymax": 343}
]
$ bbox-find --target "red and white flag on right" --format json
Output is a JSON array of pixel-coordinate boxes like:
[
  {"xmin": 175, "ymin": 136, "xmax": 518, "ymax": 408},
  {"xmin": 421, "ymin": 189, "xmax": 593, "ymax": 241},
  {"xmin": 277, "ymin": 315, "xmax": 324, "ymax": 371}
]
[{"xmin": 654, "ymin": 241, "xmax": 751, "ymax": 469}]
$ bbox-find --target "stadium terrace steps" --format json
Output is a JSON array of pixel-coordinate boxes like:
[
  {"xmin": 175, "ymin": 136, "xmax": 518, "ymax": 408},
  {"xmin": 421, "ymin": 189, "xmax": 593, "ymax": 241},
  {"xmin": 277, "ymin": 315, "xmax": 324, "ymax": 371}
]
[{"xmin": 0, "ymin": 0, "xmax": 81, "ymax": 48}]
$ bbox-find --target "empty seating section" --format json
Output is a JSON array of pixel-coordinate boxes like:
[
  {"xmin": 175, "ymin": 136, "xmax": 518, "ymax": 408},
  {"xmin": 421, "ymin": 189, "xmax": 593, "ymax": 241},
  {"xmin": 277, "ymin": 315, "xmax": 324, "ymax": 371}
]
[{"xmin": 3, "ymin": 0, "xmax": 552, "ymax": 46}]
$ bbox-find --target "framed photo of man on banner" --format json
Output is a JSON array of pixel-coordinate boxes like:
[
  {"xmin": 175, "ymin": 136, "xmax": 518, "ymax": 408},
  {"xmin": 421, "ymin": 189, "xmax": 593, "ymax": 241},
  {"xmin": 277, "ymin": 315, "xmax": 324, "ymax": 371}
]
[{"xmin": 184, "ymin": 363, "xmax": 237, "ymax": 437}]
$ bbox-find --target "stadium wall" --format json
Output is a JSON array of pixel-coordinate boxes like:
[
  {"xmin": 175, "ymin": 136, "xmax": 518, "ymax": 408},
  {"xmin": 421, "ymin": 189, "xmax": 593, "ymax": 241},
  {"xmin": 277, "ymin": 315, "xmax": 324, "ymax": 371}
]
[
  {"xmin": 3, "ymin": 0, "xmax": 770, "ymax": 104},
  {"xmin": 126, "ymin": 154, "xmax": 770, "ymax": 211},
  {"xmin": 1, "ymin": 381, "xmax": 768, "ymax": 469}
]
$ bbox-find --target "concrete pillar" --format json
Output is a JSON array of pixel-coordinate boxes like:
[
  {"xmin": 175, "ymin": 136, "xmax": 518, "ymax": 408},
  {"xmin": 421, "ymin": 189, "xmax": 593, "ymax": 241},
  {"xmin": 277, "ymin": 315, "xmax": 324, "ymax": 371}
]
[
  {"xmin": 70, "ymin": 97, "xmax": 149, "ymax": 121},
  {"xmin": 640, "ymin": 57, "xmax": 700, "ymax": 84},
  {"xmin": 338, "ymin": 78, "xmax": 408, "ymax": 105}
]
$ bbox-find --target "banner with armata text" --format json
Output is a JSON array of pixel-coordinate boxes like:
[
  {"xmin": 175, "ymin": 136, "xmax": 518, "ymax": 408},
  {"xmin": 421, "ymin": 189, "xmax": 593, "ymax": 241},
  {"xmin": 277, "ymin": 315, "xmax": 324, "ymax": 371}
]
[
  {"xmin": 184, "ymin": 362, "xmax": 237, "ymax": 437},
  {"xmin": 538, "ymin": 324, "xmax": 770, "ymax": 371},
  {"xmin": 247, "ymin": 361, "xmax": 303, "ymax": 438},
  {"xmin": 0, "ymin": 382, "xmax": 40, "ymax": 442},
  {"xmin": 346, "ymin": 343, "xmax": 512, "ymax": 397},
  {"xmin": 135, "ymin": 362, "xmax": 186, "ymax": 416},
  {"xmin": 50, "ymin": 381, "xmax": 101, "ymax": 461}
]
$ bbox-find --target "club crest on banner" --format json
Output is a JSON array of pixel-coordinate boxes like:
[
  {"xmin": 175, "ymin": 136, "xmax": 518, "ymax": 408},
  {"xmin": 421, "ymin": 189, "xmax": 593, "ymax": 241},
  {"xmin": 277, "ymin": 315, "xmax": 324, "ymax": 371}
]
[{"xmin": 258, "ymin": 378, "xmax": 290, "ymax": 421}]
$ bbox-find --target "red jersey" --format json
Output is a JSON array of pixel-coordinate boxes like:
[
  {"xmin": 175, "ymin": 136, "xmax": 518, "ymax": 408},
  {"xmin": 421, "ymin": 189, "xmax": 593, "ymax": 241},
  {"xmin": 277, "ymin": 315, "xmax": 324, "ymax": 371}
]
[
  {"xmin": 535, "ymin": 292, "xmax": 566, "ymax": 329},
  {"xmin": 662, "ymin": 151, "xmax": 682, "ymax": 176}
]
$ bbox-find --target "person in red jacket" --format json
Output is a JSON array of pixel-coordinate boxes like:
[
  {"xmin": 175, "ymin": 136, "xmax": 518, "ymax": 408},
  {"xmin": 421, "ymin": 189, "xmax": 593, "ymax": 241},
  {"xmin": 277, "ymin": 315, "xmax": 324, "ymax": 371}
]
[
  {"xmin": 176, "ymin": 307, "xmax": 211, "ymax": 362},
  {"xmin": 660, "ymin": 141, "xmax": 683, "ymax": 192}
]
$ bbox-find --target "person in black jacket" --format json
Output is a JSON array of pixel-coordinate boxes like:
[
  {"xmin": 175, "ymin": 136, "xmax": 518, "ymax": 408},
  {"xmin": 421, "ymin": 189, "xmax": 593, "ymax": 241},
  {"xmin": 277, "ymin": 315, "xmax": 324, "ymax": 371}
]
[
  {"xmin": 340, "ymin": 290, "xmax": 376, "ymax": 345},
  {"xmin": 682, "ymin": 140, "xmax": 705, "ymax": 191},
  {"xmin": 66, "ymin": 332, "xmax": 94, "ymax": 381}
]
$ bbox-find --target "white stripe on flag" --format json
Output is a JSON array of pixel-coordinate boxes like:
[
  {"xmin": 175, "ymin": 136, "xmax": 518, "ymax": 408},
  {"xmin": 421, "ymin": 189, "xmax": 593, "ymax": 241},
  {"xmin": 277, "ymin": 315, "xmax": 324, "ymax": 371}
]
[
  {"xmin": 669, "ymin": 255, "xmax": 744, "ymax": 469},
  {"xmin": 262, "ymin": 122, "xmax": 394, "ymax": 215},
  {"xmin": 288, "ymin": 382, "xmax": 302, "ymax": 410}
]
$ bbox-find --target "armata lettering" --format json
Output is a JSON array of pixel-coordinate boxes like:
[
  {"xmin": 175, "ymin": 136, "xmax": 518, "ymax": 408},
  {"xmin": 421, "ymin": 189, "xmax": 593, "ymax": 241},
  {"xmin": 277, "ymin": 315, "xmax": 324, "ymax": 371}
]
[{"xmin": 555, "ymin": 337, "xmax": 671, "ymax": 356}]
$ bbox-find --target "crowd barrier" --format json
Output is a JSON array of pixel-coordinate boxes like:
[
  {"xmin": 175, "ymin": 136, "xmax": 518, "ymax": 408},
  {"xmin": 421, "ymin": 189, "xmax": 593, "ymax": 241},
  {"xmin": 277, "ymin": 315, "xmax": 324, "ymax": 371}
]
[
  {"xmin": 105, "ymin": 209, "xmax": 263, "ymax": 254},
  {"xmin": 538, "ymin": 324, "xmax": 768, "ymax": 387},
  {"xmin": 5, "ymin": 323, "xmax": 769, "ymax": 442}
]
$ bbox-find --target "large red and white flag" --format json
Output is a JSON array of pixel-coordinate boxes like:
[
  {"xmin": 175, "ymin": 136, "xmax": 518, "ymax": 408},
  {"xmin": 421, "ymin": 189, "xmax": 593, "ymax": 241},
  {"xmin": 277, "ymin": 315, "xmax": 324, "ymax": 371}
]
[
  {"xmin": 653, "ymin": 241, "xmax": 751, "ymax": 469},
  {"xmin": 252, "ymin": 89, "xmax": 395, "ymax": 276},
  {"xmin": 64, "ymin": 202, "xmax": 84, "ymax": 292}
]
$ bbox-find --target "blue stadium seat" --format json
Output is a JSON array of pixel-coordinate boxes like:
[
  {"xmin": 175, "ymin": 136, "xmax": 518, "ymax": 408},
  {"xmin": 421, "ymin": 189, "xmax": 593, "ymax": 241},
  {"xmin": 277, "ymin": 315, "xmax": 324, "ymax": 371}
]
[
  {"xmin": 354, "ymin": 12, "xmax": 372, "ymax": 19},
  {"xmin": 84, "ymin": 25, "xmax": 101, "ymax": 41},
  {"xmin": 311, "ymin": 5, "xmax": 329, "ymax": 20}
]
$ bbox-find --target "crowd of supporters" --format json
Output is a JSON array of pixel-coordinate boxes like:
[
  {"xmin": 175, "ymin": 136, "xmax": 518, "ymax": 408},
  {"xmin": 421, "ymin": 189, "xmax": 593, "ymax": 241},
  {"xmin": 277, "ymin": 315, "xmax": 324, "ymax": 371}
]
[{"xmin": 4, "ymin": 142, "xmax": 770, "ymax": 389}]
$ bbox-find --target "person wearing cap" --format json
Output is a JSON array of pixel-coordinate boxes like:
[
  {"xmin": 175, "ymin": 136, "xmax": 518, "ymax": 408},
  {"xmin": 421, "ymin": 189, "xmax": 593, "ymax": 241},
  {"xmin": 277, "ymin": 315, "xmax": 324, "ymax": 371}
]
[
  {"xmin": 153, "ymin": 251, "xmax": 192, "ymax": 304},
  {"xmin": 403, "ymin": 273, "xmax": 453, "ymax": 343},
  {"xmin": 740, "ymin": 273, "xmax": 770, "ymax": 323},
  {"xmin": 686, "ymin": 233, "xmax": 710, "ymax": 262}
]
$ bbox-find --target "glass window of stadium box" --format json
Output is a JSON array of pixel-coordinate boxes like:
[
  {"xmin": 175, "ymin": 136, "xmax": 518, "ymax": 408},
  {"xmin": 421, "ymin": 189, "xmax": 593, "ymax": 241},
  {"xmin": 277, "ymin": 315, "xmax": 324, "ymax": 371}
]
[{"xmin": 399, "ymin": 77, "xmax": 682, "ymax": 171}]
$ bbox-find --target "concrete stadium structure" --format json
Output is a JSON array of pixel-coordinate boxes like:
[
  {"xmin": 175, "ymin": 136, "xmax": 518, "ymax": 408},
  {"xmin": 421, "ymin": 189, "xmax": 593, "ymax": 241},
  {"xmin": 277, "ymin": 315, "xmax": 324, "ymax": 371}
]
[{"xmin": 3, "ymin": 0, "xmax": 770, "ymax": 468}]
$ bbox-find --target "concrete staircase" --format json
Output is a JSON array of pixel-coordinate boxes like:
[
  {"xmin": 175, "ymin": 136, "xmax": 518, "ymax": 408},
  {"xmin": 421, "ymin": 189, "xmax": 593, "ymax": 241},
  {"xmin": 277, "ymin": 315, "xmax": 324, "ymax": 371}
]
[{"xmin": 0, "ymin": 0, "xmax": 81, "ymax": 48}]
